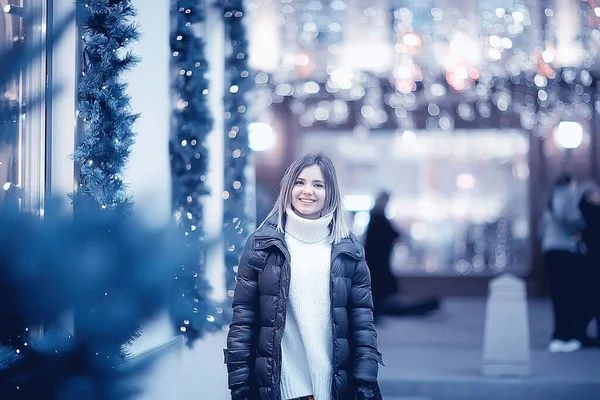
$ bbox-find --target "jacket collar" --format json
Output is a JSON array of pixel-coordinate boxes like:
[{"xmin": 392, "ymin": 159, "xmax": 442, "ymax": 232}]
[
  {"xmin": 254, "ymin": 213, "xmax": 285, "ymax": 242},
  {"xmin": 254, "ymin": 214, "xmax": 363, "ymax": 262},
  {"xmin": 253, "ymin": 214, "xmax": 289, "ymax": 261}
]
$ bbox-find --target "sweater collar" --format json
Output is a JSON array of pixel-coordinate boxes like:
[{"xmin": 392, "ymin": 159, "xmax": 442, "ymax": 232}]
[
  {"xmin": 254, "ymin": 213, "xmax": 363, "ymax": 262},
  {"xmin": 284, "ymin": 207, "xmax": 332, "ymax": 243}
]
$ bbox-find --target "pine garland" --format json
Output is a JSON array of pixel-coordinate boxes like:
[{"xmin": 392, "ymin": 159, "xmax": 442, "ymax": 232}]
[
  {"xmin": 72, "ymin": 0, "xmax": 139, "ymax": 214},
  {"xmin": 222, "ymin": 0, "xmax": 252, "ymax": 320},
  {"xmin": 0, "ymin": 204, "xmax": 184, "ymax": 399},
  {"xmin": 169, "ymin": 0, "xmax": 215, "ymax": 344},
  {"xmin": 68, "ymin": 0, "xmax": 142, "ymax": 376}
]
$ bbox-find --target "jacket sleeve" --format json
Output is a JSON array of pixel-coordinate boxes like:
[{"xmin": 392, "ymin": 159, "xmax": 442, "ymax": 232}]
[
  {"xmin": 224, "ymin": 235, "xmax": 260, "ymax": 389},
  {"xmin": 349, "ymin": 246, "xmax": 384, "ymax": 383}
]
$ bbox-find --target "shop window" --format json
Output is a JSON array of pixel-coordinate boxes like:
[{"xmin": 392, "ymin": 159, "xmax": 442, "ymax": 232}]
[{"xmin": 0, "ymin": 0, "xmax": 47, "ymax": 216}]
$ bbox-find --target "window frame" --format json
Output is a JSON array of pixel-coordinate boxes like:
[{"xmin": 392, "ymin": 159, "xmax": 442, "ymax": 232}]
[
  {"xmin": 21, "ymin": 0, "xmax": 48, "ymax": 216},
  {"xmin": 0, "ymin": 0, "xmax": 49, "ymax": 216}
]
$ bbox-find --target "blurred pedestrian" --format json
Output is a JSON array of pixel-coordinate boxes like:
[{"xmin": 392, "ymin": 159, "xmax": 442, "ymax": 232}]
[
  {"xmin": 224, "ymin": 152, "xmax": 383, "ymax": 400},
  {"xmin": 578, "ymin": 180, "xmax": 600, "ymax": 347},
  {"xmin": 538, "ymin": 174, "xmax": 587, "ymax": 353},
  {"xmin": 364, "ymin": 191, "xmax": 440, "ymax": 322},
  {"xmin": 364, "ymin": 192, "xmax": 398, "ymax": 319}
]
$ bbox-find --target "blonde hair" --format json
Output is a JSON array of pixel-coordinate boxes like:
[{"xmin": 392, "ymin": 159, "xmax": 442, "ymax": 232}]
[{"xmin": 262, "ymin": 152, "xmax": 350, "ymax": 243}]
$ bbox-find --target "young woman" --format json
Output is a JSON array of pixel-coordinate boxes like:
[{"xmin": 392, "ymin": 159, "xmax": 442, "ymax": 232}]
[{"xmin": 224, "ymin": 152, "xmax": 383, "ymax": 400}]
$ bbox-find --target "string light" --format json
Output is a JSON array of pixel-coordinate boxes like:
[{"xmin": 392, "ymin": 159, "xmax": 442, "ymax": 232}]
[
  {"xmin": 220, "ymin": 0, "xmax": 252, "ymax": 324},
  {"xmin": 255, "ymin": 1, "xmax": 599, "ymax": 275},
  {"xmin": 169, "ymin": 0, "xmax": 216, "ymax": 344}
]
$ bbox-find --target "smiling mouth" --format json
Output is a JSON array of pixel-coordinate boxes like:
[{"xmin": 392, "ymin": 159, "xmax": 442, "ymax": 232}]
[{"xmin": 299, "ymin": 199, "xmax": 316, "ymax": 204}]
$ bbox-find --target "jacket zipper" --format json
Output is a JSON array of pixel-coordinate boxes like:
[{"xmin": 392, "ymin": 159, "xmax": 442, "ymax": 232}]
[
  {"xmin": 330, "ymin": 260, "xmax": 338, "ymax": 400},
  {"xmin": 257, "ymin": 239, "xmax": 291, "ymax": 400},
  {"xmin": 275, "ymin": 259, "xmax": 290, "ymax": 400}
]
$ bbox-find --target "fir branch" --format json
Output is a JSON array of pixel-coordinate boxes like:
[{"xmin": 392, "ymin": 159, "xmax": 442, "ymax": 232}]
[
  {"xmin": 65, "ymin": 0, "xmax": 142, "ymax": 390},
  {"xmin": 71, "ymin": 0, "xmax": 140, "ymax": 214},
  {"xmin": 0, "ymin": 202, "xmax": 184, "ymax": 399}
]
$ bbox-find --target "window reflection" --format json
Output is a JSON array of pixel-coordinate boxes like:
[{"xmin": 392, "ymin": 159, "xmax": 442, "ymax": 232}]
[
  {"xmin": 0, "ymin": 0, "xmax": 23, "ymax": 213},
  {"xmin": 0, "ymin": 0, "xmax": 46, "ymax": 215},
  {"xmin": 302, "ymin": 129, "xmax": 530, "ymax": 276}
]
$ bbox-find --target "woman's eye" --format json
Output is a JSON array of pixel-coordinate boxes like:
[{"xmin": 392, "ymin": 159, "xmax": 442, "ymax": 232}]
[
  {"xmin": 295, "ymin": 180, "xmax": 303, "ymax": 185},
  {"xmin": 315, "ymin": 184, "xmax": 324, "ymax": 188}
]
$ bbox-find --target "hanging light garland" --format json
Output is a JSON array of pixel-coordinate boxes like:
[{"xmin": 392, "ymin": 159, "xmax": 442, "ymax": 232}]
[
  {"xmin": 168, "ymin": 0, "xmax": 217, "ymax": 344},
  {"xmin": 222, "ymin": 0, "xmax": 252, "ymax": 321}
]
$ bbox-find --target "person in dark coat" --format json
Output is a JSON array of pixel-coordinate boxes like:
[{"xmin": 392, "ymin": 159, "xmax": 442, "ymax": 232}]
[
  {"xmin": 364, "ymin": 191, "xmax": 440, "ymax": 320},
  {"xmin": 224, "ymin": 152, "xmax": 383, "ymax": 400},
  {"xmin": 578, "ymin": 180, "xmax": 600, "ymax": 347},
  {"xmin": 538, "ymin": 174, "xmax": 587, "ymax": 352},
  {"xmin": 363, "ymin": 192, "xmax": 398, "ymax": 318}
]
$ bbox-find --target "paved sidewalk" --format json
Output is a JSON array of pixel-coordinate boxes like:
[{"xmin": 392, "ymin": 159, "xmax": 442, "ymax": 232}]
[
  {"xmin": 136, "ymin": 297, "xmax": 600, "ymax": 400},
  {"xmin": 377, "ymin": 298, "xmax": 600, "ymax": 399}
]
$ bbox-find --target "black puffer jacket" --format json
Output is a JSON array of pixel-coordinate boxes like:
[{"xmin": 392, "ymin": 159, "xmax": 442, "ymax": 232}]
[{"xmin": 224, "ymin": 215, "xmax": 383, "ymax": 400}]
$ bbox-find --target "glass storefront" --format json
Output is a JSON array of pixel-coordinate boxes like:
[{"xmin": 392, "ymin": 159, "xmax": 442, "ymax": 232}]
[{"xmin": 302, "ymin": 129, "xmax": 530, "ymax": 276}]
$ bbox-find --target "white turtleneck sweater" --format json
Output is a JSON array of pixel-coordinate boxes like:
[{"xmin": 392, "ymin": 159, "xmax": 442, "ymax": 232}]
[{"xmin": 280, "ymin": 208, "xmax": 333, "ymax": 400}]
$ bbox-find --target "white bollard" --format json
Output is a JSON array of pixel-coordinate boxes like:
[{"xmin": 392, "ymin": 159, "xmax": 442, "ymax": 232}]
[{"xmin": 482, "ymin": 273, "xmax": 531, "ymax": 377}]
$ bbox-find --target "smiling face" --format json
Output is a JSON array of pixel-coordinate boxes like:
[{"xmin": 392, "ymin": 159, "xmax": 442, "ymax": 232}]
[{"xmin": 291, "ymin": 164, "xmax": 326, "ymax": 219}]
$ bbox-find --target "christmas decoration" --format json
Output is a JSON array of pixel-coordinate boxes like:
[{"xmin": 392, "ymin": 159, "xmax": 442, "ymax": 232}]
[
  {"xmin": 0, "ymin": 8, "xmax": 162, "ymax": 398},
  {"xmin": 71, "ymin": 0, "xmax": 140, "ymax": 214},
  {"xmin": 168, "ymin": 0, "xmax": 216, "ymax": 344},
  {"xmin": 222, "ymin": 0, "xmax": 252, "ymax": 321},
  {"xmin": 67, "ymin": 2, "xmax": 144, "ymax": 389},
  {"xmin": 0, "ymin": 201, "xmax": 187, "ymax": 399}
]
